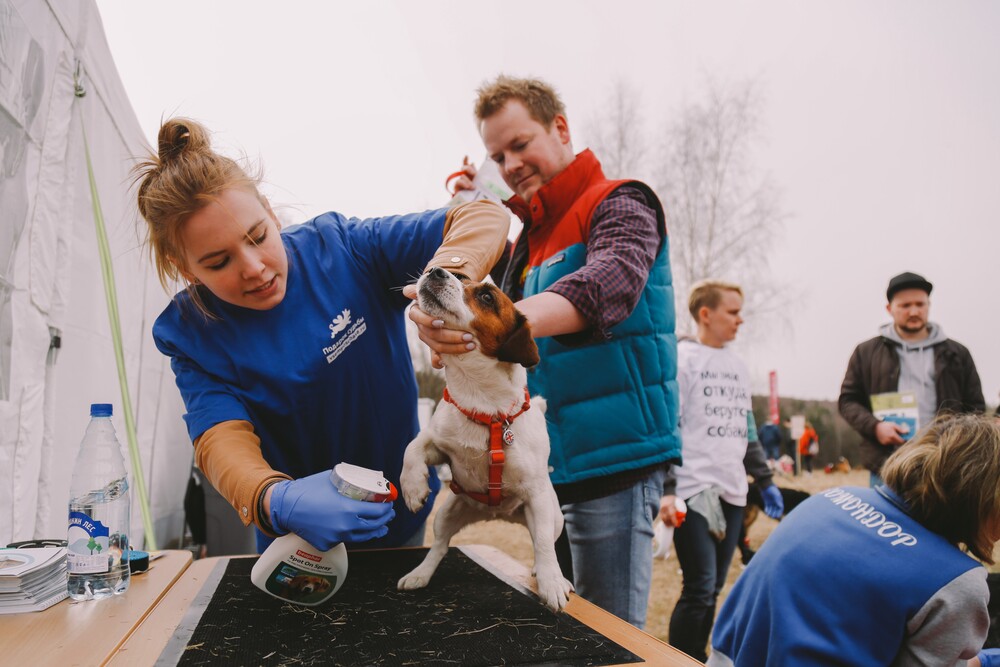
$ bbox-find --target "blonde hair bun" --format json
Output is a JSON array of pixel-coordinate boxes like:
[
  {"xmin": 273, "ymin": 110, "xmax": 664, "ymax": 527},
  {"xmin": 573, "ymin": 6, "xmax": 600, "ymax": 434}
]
[{"xmin": 157, "ymin": 117, "xmax": 211, "ymax": 164}]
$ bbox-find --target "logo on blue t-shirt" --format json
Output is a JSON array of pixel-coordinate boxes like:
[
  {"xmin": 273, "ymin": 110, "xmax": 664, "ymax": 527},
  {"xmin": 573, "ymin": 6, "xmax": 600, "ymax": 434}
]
[
  {"xmin": 329, "ymin": 309, "xmax": 352, "ymax": 337},
  {"xmin": 322, "ymin": 307, "xmax": 367, "ymax": 364}
]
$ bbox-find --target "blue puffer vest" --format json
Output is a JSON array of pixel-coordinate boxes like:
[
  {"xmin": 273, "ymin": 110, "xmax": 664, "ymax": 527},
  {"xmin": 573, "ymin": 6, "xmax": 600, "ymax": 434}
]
[{"xmin": 504, "ymin": 150, "xmax": 681, "ymax": 485}]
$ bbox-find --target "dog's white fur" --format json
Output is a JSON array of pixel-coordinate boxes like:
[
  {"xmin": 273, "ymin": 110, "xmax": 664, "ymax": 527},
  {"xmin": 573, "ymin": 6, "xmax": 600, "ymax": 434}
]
[{"xmin": 397, "ymin": 269, "xmax": 572, "ymax": 612}]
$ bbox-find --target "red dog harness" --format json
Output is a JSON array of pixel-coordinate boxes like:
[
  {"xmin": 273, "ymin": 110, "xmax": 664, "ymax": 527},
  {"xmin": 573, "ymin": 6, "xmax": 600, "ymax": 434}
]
[{"xmin": 441, "ymin": 387, "xmax": 531, "ymax": 506}]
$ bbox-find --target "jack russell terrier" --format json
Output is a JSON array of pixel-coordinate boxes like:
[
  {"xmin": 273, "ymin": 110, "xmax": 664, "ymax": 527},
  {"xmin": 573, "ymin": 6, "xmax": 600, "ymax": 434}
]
[{"xmin": 397, "ymin": 267, "xmax": 573, "ymax": 612}]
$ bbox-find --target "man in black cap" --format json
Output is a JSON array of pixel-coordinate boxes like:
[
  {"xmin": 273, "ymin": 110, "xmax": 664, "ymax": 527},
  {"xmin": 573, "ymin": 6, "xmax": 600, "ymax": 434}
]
[{"xmin": 838, "ymin": 271, "xmax": 984, "ymax": 486}]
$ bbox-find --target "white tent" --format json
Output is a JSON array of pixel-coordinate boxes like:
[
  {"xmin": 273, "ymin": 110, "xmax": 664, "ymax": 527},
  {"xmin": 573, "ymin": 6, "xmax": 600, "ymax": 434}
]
[{"xmin": 1, "ymin": 0, "xmax": 189, "ymax": 549}]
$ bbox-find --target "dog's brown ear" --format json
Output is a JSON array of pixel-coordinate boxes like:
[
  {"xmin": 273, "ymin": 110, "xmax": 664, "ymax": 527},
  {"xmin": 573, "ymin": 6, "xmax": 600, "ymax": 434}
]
[{"xmin": 496, "ymin": 311, "xmax": 540, "ymax": 367}]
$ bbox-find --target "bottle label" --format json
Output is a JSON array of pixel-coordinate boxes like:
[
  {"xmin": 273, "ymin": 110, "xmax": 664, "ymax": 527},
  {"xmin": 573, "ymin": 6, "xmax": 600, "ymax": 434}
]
[
  {"xmin": 67, "ymin": 511, "xmax": 111, "ymax": 574},
  {"xmin": 262, "ymin": 559, "xmax": 339, "ymax": 605}
]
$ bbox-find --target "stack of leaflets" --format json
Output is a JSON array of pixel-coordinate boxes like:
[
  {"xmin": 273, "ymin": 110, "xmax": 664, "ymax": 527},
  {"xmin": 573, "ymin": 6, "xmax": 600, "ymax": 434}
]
[{"xmin": 0, "ymin": 547, "xmax": 68, "ymax": 614}]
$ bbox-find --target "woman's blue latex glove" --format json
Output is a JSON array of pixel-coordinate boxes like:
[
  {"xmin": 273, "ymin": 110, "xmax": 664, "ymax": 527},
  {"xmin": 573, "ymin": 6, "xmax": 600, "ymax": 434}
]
[
  {"xmin": 978, "ymin": 649, "xmax": 1000, "ymax": 667},
  {"xmin": 761, "ymin": 485, "xmax": 784, "ymax": 519},
  {"xmin": 269, "ymin": 470, "xmax": 395, "ymax": 551}
]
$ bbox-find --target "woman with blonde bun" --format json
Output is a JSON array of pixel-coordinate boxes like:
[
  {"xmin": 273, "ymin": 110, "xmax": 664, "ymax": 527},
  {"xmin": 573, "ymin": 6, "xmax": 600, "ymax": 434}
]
[{"xmin": 135, "ymin": 118, "xmax": 509, "ymax": 553}]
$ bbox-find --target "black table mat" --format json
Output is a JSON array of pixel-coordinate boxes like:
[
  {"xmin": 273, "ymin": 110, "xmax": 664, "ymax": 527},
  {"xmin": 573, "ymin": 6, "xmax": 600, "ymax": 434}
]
[{"xmin": 163, "ymin": 547, "xmax": 643, "ymax": 666}]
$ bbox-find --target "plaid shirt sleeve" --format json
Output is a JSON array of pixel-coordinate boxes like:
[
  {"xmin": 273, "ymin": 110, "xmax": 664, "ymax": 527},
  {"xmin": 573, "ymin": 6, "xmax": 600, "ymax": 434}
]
[{"xmin": 546, "ymin": 185, "xmax": 662, "ymax": 342}]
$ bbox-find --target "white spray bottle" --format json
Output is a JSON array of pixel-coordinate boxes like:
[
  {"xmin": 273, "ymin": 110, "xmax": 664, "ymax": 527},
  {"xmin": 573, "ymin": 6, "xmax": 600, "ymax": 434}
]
[{"xmin": 250, "ymin": 463, "xmax": 397, "ymax": 606}]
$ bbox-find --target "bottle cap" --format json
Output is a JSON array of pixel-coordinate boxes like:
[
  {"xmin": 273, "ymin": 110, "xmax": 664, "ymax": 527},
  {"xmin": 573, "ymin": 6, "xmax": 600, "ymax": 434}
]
[
  {"xmin": 125, "ymin": 550, "xmax": 149, "ymax": 573},
  {"xmin": 90, "ymin": 403, "xmax": 113, "ymax": 417},
  {"xmin": 332, "ymin": 463, "xmax": 398, "ymax": 502}
]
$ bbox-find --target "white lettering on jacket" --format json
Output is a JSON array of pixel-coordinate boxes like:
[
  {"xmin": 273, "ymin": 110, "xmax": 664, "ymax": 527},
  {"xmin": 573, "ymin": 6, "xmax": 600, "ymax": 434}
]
[{"xmin": 822, "ymin": 488, "xmax": 918, "ymax": 547}]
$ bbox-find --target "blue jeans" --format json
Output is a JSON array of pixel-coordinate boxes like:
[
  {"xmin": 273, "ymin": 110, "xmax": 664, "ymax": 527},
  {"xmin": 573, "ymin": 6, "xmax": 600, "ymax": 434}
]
[
  {"xmin": 561, "ymin": 467, "xmax": 664, "ymax": 630},
  {"xmin": 668, "ymin": 497, "xmax": 745, "ymax": 662},
  {"xmin": 761, "ymin": 440, "xmax": 781, "ymax": 461}
]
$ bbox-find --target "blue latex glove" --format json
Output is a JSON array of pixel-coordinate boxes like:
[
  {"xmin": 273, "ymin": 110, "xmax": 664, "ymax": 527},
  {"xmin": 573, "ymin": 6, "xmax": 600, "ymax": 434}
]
[
  {"xmin": 269, "ymin": 470, "xmax": 395, "ymax": 551},
  {"xmin": 761, "ymin": 485, "xmax": 784, "ymax": 519},
  {"xmin": 978, "ymin": 649, "xmax": 1000, "ymax": 667}
]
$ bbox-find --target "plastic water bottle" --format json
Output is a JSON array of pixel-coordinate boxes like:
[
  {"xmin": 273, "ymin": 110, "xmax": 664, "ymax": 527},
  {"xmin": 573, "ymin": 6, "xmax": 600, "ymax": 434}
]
[{"xmin": 67, "ymin": 403, "xmax": 131, "ymax": 601}]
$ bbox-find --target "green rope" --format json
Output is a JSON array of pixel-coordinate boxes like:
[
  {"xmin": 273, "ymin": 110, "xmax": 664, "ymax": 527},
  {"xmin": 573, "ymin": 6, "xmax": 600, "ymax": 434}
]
[{"xmin": 82, "ymin": 126, "xmax": 158, "ymax": 551}]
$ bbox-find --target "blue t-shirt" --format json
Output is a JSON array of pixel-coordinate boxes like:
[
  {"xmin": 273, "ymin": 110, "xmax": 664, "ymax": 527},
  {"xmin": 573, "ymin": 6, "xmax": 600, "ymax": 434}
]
[{"xmin": 153, "ymin": 209, "xmax": 448, "ymax": 547}]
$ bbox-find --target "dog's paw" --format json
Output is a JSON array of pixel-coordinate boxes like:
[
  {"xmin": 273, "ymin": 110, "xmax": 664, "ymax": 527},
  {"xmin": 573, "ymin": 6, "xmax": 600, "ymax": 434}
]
[
  {"xmin": 402, "ymin": 487, "xmax": 429, "ymax": 514},
  {"xmin": 400, "ymin": 469, "xmax": 430, "ymax": 513},
  {"xmin": 536, "ymin": 574, "xmax": 573, "ymax": 613},
  {"xmin": 397, "ymin": 569, "xmax": 432, "ymax": 591}
]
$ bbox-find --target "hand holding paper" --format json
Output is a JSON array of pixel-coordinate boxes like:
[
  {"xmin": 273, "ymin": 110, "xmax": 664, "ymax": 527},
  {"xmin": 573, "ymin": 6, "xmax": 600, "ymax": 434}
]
[
  {"xmin": 871, "ymin": 391, "xmax": 919, "ymax": 445},
  {"xmin": 875, "ymin": 420, "xmax": 908, "ymax": 445}
]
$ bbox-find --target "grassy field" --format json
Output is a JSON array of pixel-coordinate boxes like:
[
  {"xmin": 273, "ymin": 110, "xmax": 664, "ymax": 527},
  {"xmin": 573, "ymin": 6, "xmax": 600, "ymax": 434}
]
[{"xmin": 424, "ymin": 467, "xmax": 1000, "ymax": 646}]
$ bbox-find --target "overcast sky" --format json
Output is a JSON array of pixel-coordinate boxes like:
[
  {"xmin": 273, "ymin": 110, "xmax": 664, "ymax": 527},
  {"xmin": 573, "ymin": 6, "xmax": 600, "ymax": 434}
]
[{"xmin": 95, "ymin": 1, "xmax": 1000, "ymax": 403}]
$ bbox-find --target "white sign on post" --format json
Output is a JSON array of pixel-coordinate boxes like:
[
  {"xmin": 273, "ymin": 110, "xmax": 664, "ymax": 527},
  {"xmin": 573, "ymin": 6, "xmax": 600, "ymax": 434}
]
[{"xmin": 790, "ymin": 415, "xmax": 806, "ymax": 440}]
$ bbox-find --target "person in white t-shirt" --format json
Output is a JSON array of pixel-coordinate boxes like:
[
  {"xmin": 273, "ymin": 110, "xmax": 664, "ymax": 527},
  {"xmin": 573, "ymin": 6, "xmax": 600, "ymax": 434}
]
[{"xmin": 659, "ymin": 280, "xmax": 753, "ymax": 662}]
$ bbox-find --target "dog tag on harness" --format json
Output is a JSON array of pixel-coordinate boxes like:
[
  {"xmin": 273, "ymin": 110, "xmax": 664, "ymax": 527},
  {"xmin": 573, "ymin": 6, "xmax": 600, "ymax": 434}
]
[{"xmin": 502, "ymin": 426, "xmax": 515, "ymax": 446}]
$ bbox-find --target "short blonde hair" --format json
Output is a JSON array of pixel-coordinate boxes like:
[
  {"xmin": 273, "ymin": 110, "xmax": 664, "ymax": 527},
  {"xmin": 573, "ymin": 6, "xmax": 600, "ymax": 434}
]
[
  {"xmin": 688, "ymin": 280, "xmax": 743, "ymax": 321},
  {"xmin": 474, "ymin": 75, "xmax": 566, "ymax": 128},
  {"xmin": 881, "ymin": 413, "xmax": 1000, "ymax": 563}
]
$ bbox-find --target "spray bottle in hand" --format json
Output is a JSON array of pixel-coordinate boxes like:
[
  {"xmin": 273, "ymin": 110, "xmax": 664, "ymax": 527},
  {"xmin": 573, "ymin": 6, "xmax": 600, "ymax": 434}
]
[{"xmin": 250, "ymin": 463, "xmax": 397, "ymax": 606}]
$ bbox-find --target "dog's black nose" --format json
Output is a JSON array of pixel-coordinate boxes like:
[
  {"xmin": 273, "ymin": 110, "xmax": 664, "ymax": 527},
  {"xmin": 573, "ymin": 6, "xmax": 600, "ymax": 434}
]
[{"xmin": 428, "ymin": 266, "xmax": 449, "ymax": 280}]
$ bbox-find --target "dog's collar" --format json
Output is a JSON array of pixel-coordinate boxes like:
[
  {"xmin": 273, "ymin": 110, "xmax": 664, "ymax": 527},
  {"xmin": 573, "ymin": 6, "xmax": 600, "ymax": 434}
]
[{"xmin": 441, "ymin": 387, "xmax": 531, "ymax": 507}]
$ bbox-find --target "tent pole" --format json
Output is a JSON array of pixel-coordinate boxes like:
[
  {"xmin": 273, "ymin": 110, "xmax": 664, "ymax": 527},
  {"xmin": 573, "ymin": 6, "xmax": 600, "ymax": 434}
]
[{"xmin": 81, "ymin": 124, "xmax": 158, "ymax": 551}]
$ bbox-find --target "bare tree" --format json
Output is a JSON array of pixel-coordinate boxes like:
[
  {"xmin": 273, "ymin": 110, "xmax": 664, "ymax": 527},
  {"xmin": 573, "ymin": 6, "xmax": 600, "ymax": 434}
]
[
  {"xmin": 587, "ymin": 77, "xmax": 789, "ymax": 338},
  {"xmin": 653, "ymin": 79, "xmax": 787, "ymax": 334},
  {"xmin": 584, "ymin": 79, "xmax": 648, "ymax": 180}
]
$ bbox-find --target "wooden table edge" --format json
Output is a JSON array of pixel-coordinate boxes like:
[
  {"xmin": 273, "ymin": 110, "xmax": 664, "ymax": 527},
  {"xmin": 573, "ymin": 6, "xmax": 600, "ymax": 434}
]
[
  {"xmin": 99, "ymin": 550, "xmax": 193, "ymax": 666},
  {"xmin": 107, "ymin": 552, "xmax": 220, "ymax": 666}
]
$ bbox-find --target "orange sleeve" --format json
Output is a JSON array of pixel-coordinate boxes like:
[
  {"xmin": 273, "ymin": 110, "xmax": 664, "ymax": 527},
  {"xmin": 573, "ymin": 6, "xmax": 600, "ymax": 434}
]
[
  {"xmin": 423, "ymin": 200, "xmax": 510, "ymax": 281},
  {"xmin": 193, "ymin": 420, "xmax": 292, "ymax": 536}
]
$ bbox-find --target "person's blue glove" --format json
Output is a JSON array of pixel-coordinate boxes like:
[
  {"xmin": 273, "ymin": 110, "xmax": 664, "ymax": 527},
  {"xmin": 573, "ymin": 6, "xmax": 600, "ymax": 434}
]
[
  {"xmin": 978, "ymin": 649, "xmax": 1000, "ymax": 667},
  {"xmin": 761, "ymin": 485, "xmax": 784, "ymax": 519},
  {"xmin": 269, "ymin": 470, "xmax": 395, "ymax": 551}
]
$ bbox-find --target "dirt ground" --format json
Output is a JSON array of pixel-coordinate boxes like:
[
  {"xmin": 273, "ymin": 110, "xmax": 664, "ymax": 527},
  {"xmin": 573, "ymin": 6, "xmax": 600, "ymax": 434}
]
[{"xmin": 422, "ymin": 468, "xmax": 1000, "ymax": 646}]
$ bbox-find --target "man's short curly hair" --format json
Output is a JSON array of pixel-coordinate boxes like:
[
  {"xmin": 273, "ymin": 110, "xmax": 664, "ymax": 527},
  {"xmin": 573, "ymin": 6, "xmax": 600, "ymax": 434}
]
[{"xmin": 474, "ymin": 75, "xmax": 566, "ymax": 128}]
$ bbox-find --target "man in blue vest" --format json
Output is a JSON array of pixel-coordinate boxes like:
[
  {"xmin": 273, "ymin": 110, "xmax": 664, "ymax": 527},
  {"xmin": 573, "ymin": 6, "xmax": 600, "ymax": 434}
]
[{"xmin": 412, "ymin": 75, "xmax": 681, "ymax": 629}]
